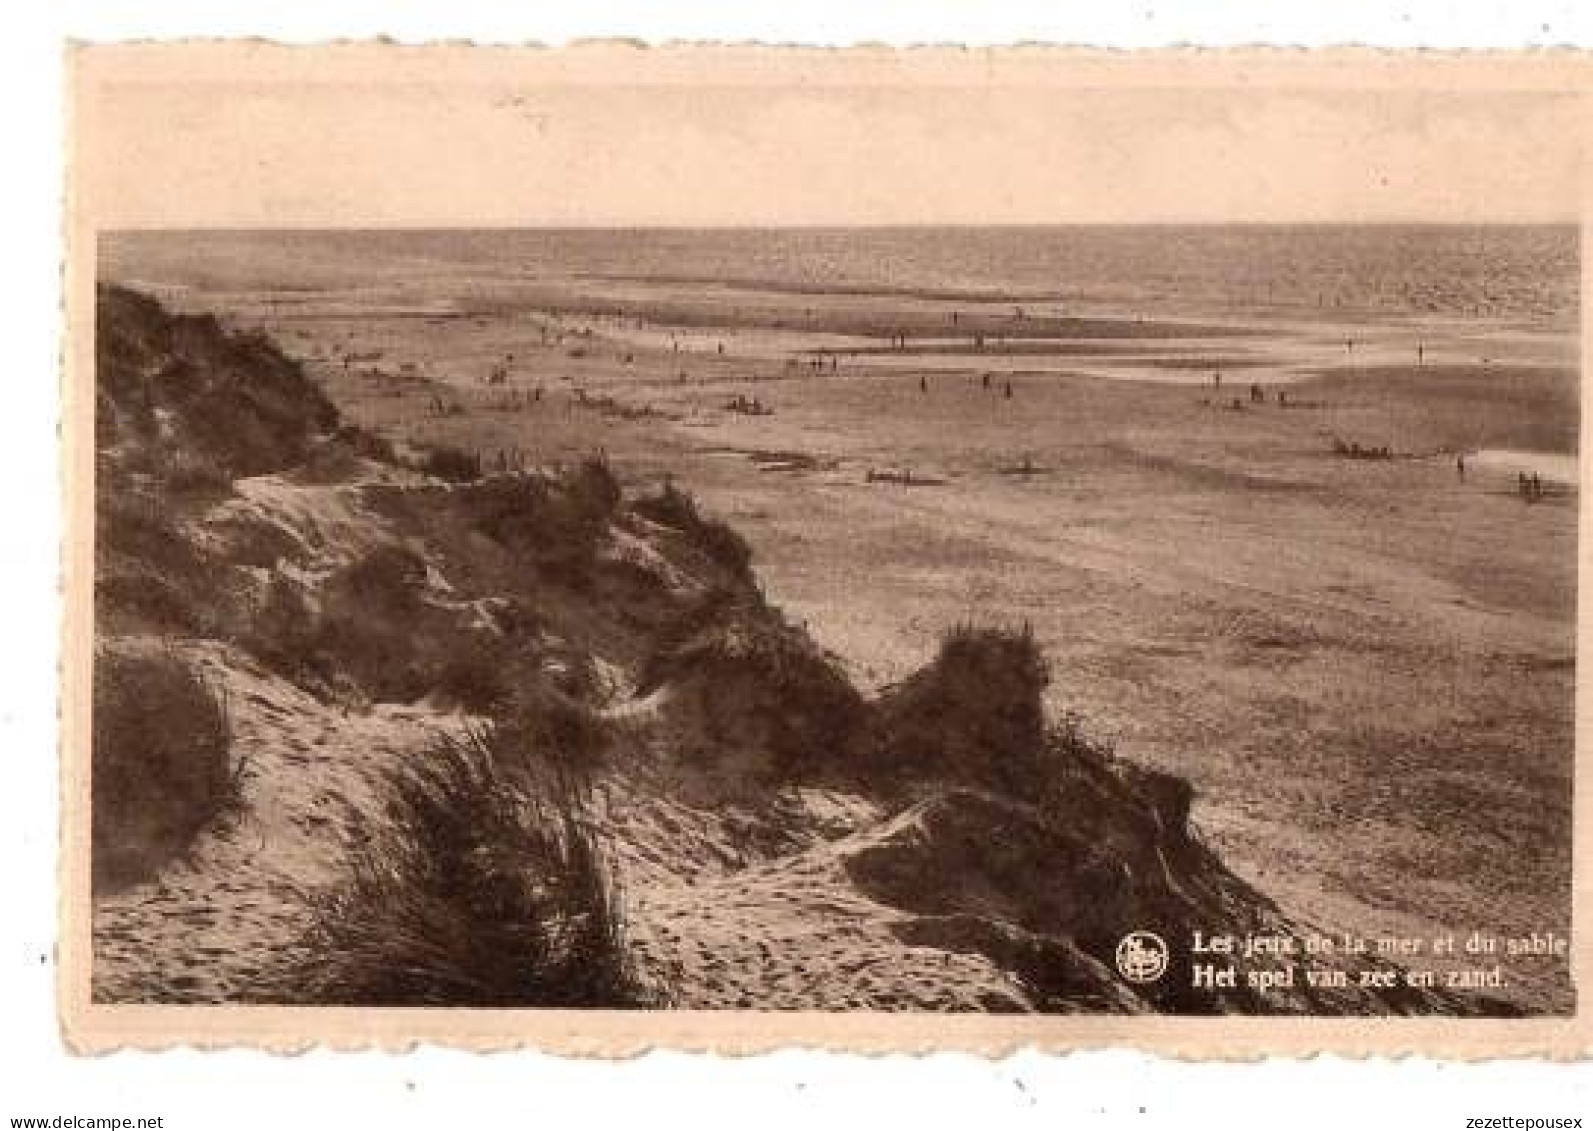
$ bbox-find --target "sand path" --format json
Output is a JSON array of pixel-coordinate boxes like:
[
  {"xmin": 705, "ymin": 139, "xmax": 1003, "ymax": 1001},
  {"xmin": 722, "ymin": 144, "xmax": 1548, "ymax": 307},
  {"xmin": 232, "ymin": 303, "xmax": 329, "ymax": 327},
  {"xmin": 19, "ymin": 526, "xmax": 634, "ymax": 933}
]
[{"xmin": 624, "ymin": 822, "xmax": 1029, "ymax": 1012}]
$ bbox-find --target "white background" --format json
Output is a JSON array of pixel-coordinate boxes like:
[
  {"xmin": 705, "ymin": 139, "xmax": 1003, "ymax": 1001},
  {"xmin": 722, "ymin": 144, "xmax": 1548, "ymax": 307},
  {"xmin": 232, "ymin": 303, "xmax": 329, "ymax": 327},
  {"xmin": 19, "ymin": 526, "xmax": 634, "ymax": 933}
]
[{"xmin": 7, "ymin": 4, "xmax": 1593, "ymax": 1128}]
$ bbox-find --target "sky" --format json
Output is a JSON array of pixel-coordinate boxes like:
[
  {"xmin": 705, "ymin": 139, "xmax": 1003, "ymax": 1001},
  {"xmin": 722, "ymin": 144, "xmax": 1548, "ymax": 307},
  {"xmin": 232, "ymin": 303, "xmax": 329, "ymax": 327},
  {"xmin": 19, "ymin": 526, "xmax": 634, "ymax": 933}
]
[{"xmin": 75, "ymin": 54, "xmax": 1586, "ymax": 228}]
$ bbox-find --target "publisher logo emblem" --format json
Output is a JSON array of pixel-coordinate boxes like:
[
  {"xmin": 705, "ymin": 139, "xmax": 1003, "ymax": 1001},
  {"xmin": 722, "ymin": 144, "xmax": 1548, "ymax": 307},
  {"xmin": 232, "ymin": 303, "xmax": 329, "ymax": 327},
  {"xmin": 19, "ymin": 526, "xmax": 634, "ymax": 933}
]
[{"xmin": 1115, "ymin": 931, "xmax": 1170, "ymax": 983}]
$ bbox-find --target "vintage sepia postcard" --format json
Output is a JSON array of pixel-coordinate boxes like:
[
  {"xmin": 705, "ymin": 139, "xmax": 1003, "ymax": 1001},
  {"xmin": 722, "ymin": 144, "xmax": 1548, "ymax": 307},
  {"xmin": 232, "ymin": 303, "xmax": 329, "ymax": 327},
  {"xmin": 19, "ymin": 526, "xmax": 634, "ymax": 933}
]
[{"xmin": 60, "ymin": 43, "xmax": 1592, "ymax": 1055}]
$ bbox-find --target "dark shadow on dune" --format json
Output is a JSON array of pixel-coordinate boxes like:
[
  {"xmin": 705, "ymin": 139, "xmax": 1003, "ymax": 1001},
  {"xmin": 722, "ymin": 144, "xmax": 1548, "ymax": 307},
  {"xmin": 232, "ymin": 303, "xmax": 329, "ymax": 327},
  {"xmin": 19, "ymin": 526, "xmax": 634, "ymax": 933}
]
[{"xmin": 92, "ymin": 649, "xmax": 238, "ymax": 897}]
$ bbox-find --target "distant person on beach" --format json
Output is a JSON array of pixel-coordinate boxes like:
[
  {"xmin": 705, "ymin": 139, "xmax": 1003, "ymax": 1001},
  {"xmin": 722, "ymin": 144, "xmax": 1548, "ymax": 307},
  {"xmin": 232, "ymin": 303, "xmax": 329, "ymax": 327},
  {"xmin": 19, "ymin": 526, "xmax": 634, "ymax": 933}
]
[
  {"xmin": 1213, "ymin": 371, "xmax": 1222, "ymax": 390},
  {"xmin": 1004, "ymin": 381, "xmax": 1014, "ymax": 399},
  {"xmin": 1417, "ymin": 343, "xmax": 1425, "ymax": 366},
  {"xmin": 1533, "ymin": 473, "xmax": 1543, "ymax": 500},
  {"xmin": 1456, "ymin": 453, "xmax": 1465, "ymax": 482},
  {"xmin": 919, "ymin": 374, "xmax": 928, "ymax": 394},
  {"xmin": 982, "ymin": 372, "xmax": 991, "ymax": 390}
]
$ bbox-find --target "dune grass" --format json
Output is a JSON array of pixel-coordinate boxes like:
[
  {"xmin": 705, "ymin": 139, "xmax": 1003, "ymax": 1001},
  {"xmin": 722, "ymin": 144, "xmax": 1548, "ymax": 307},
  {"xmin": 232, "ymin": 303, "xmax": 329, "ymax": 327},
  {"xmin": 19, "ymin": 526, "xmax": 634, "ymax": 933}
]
[
  {"xmin": 640, "ymin": 587, "xmax": 869, "ymax": 780},
  {"xmin": 633, "ymin": 479, "xmax": 753, "ymax": 577},
  {"xmin": 877, "ymin": 622, "xmax": 1052, "ymax": 794},
  {"xmin": 285, "ymin": 723, "xmax": 647, "ymax": 1007},
  {"xmin": 92, "ymin": 648, "xmax": 237, "ymax": 894}
]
